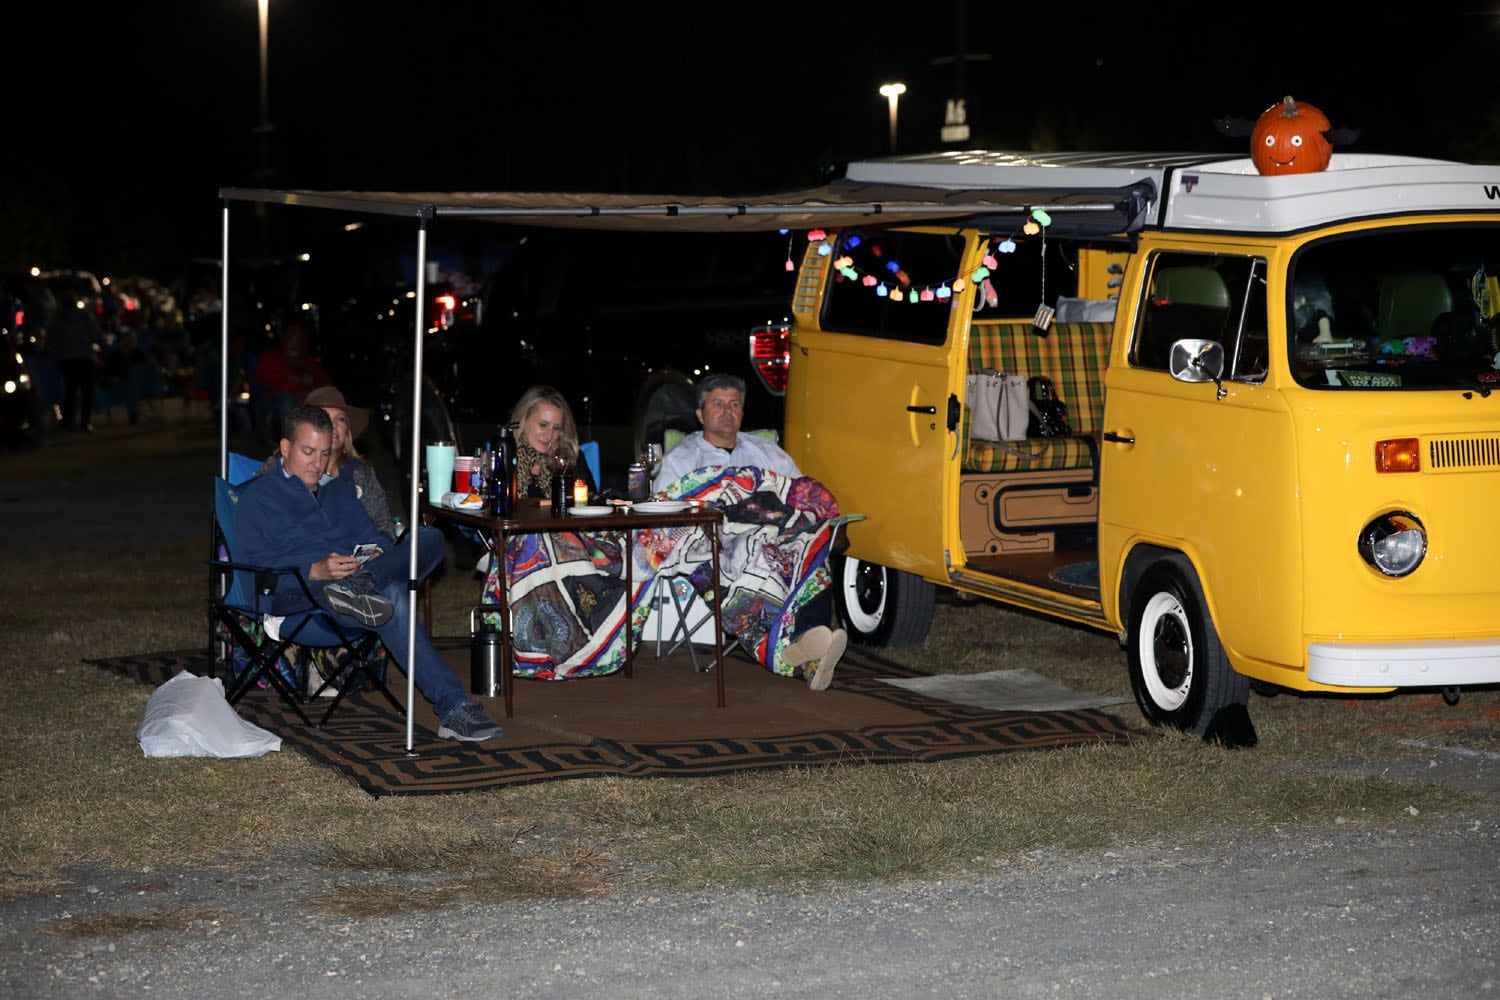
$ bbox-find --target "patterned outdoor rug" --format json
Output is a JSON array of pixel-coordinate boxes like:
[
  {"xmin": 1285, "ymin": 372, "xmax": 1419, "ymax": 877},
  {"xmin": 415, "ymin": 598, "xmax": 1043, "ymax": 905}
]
[
  {"xmin": 93, "ymin": 644, "xmax": 1133, "ymax": 796},
  {"xmin": 1048, "ymin": 560, "xmax": 1100, "ymax": 590}
]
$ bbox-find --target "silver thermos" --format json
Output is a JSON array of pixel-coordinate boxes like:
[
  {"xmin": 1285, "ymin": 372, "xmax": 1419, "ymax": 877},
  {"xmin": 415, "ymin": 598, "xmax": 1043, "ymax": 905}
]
[{"xmin": 469, "ymin": 604, "xmax": 504, "ymax": 697}]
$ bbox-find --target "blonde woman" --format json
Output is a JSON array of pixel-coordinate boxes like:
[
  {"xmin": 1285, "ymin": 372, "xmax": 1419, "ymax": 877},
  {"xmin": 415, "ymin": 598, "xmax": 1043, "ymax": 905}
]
[{"xmin": 508, "ymin": 385, "xmax": 596, "ymax": 499}]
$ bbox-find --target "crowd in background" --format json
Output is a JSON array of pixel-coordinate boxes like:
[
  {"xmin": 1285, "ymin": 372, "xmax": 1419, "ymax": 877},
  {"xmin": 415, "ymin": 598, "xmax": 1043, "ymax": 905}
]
[{"xmin": 8, "ymin": 268, "xmax": 328, "ymax": 445}]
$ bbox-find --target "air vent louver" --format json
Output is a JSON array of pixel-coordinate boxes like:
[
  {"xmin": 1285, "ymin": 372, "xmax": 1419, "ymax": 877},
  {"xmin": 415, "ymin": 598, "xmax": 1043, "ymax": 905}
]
[{"xmin": 1427, "ymin": 435, "xmax": 1500, "ymax": 472}]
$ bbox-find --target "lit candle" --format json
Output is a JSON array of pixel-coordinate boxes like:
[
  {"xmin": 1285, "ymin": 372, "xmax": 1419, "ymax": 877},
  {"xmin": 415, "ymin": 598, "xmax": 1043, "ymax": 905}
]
[{"xmin": 573, "ymin": 479, "xmax": 589, "ymax": 506}]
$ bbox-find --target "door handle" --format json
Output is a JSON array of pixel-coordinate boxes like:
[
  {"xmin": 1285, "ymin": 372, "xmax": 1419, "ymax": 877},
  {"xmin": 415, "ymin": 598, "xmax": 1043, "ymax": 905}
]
[
  {"xmin": 1102, "ymin": 431, "xmax": 1135, "ymax": 445},
  {"xmin": 906, "ymin": 404, "xmax": 937, "ymax": 414}
]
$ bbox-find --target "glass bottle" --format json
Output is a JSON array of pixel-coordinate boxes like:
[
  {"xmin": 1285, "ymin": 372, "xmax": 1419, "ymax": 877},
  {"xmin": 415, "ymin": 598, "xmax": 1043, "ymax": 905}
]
[{"xmin": 491, "ymin": 425, "xmax": 517, "ymax": 517}]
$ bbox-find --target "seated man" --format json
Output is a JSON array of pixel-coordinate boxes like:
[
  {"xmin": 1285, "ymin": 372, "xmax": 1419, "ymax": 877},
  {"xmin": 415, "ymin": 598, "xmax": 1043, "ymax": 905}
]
[
  {"xmin": 653, "ymin": 373, "xmax": 802, "ymax": 491},
  {"xmin": 652, "ymin": 373, "xmax": 847, "ymax": 691},
  {"xmin": 234, "ymin": 404, "xmax": 502, "ymax": 742}
]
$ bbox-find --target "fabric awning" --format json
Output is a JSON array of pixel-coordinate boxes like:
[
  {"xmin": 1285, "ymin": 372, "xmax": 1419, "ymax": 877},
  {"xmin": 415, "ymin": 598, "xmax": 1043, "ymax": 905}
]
[{"xmin": 218, "ymin": 178, "xmax": 1158, "ymax": 238}]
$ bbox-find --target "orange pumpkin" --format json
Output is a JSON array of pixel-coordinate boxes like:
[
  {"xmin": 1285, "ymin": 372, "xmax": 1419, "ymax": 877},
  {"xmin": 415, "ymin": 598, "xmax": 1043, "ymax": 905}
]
[{"xmin": 1250, "ymin": 95, "xmax": 1333, "ymax": 175}]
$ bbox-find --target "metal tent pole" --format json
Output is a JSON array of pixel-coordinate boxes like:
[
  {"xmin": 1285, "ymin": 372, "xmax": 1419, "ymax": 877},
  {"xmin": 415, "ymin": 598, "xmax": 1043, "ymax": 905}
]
[
  {"xmin": 220, "ymin": 201, "xmax": 231, "ymax": 478},
  {"xmin": 404, "ymin": 221, "xmax": 429, "ymax": 754}
]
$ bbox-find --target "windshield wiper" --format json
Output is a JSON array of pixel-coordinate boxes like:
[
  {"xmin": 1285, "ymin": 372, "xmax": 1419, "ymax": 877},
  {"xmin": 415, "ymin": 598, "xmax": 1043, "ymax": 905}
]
[{"xmin": 1447, "ymin": 370, "xmax": 1493, "ymax": 398}]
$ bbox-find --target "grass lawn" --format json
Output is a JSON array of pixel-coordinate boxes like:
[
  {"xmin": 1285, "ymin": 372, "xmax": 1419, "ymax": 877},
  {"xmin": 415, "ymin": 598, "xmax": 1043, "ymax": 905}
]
[{"xmin": 0, "ymin": 418, "xmax": 1489, "ymax": 908}]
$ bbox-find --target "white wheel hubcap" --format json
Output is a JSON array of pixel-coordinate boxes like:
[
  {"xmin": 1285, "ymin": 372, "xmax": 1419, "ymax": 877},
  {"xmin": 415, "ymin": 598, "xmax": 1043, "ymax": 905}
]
[
  {"xmin": 1138, "ymin": 591, "xmax": 1193, "ymax": 711},
  {"xmin": 840, "ymin": 559, "xmax": 886, "ymax": 635}
]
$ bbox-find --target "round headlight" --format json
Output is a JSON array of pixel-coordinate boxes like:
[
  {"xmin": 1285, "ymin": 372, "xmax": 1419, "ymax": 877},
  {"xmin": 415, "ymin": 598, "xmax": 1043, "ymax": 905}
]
[{"xmin": 1358, "ymin": 511, "xmax": 1426, "ymax": 577}]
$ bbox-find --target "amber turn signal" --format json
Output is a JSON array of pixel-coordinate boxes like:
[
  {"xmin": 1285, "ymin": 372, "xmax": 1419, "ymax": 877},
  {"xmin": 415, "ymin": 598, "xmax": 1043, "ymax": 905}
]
[{"xmin": 1375, "ymin": 438, "xmax": 1420, "ymax": 473}]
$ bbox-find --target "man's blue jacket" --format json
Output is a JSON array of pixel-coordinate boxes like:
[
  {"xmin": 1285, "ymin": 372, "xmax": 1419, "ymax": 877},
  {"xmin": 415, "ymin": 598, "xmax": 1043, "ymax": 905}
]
[{"xmin": 234, "ymin": 459, "xmax": 384, "ymax": 598}]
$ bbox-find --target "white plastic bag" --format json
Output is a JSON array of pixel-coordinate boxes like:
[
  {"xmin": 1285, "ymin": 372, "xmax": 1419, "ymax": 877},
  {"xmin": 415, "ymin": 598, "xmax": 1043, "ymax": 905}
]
[
  {"xmin": 137, "ymin": 672, "xmax": 282, "ymax": 759},
  {"xmin": 966, "ymin": 369, "xmax": 1028, "ymax": 442}
]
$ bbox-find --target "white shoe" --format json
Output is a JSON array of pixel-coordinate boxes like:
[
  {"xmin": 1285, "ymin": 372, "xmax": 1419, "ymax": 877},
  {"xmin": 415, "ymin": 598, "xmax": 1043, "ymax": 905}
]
[
  {"xmin": 782, "ymin": 625, "xmax": 832, "ymax": 668},
  {"xmin": 806, "ymin": 629, "xmax": 847, "ymax": 692}
]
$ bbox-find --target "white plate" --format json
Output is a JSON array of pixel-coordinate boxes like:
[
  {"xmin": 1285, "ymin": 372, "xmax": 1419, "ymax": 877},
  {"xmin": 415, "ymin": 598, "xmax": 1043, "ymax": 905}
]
[
  {"xmin": 632, "ymin": 500, "xmax": 691, "ymax": 514},
  {"xmin": 446, "ymin": 495, "xmax": 485, "ymax": 510},
  {"xmin": 567, "ymin": 505, "xmax": 615, "ymax": 517}
]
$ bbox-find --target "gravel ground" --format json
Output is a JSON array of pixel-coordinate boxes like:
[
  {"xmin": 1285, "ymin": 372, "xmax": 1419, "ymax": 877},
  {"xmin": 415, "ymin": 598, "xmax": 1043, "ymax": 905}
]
[
  {"xmin": 4, "ymin": 419, "xmax": 1498, "ymax": 998},
  {"xmin": 4, "ymin": 794, "xmax": 1498, "ymax": 999}
]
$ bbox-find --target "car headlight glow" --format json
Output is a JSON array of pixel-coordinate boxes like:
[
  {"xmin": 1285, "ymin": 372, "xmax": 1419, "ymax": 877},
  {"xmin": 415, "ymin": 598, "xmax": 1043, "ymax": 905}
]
[{"xmin": 1358, "ymin": 511, "xmax": 1426, "ymax": 577}]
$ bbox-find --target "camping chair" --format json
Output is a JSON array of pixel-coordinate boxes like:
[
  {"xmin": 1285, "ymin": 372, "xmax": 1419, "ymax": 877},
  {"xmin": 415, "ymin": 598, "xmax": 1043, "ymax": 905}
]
[
  {"xmin": 662, "ymin": 426, "xmax": 779, "ymax": 456},
  {"xmin": 648, "ymin": 512, "xmax": 865, "ymax": 672},
  {"xmin": 649, "ymin": 573, "xmax": 744, "ymax": 671},
  {"xmin": 207, "ymin": 451, "xmax": 264, "ymax": 654},
  {"xmin": 227, "ymin": 450, "xmax": 263, "ymax": 486},
  {"xmin": 208, "ymin": 476, "xmax": 401, "ymax": 726},
  {"xmin": 579, "ymin": 440, "xmax": 601, "ymax": 491}
]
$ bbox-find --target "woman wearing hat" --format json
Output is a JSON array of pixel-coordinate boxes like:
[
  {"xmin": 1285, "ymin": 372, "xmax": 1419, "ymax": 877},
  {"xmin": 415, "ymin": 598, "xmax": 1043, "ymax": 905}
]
[{"xmin": 257, "ymin": 385, "xmax": 400, "ymax": 541}]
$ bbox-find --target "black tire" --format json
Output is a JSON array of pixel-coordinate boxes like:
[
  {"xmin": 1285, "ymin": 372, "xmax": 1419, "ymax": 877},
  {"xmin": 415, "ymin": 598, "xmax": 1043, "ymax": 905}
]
[
  {"xmin": 834, "ymin": 555, "xmax": 935, "ymax": 647},
  {"xmin": 1126, "ymin": 558, "xmax": 1250, "ymax": 734},
  {"xmin": 387, "ymin": 376, "xmax": 460, "ymax": 497}
]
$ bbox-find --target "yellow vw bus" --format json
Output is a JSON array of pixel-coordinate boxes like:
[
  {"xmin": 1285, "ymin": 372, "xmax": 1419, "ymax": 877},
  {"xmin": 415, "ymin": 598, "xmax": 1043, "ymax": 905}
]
[{"xmin": 783, "ymin": 151, "xmax": 1500, "ymax": 736}]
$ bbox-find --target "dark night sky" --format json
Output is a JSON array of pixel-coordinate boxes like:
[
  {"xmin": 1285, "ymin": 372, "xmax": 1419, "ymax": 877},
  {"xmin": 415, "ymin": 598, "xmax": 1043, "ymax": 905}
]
[{"xmin": 8, "ymin": 2, "xmax": 1500, "ymax": 276}]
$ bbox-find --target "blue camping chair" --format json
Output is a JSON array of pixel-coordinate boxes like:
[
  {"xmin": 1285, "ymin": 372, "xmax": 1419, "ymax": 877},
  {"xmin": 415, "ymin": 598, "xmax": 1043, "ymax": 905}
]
[
  {"xmin": 207, "ymin": 452, "xmax": 263, "ymax": 654},
  {"xmin": 579, "ymin": 440, "xmax": 601, "ymax": 491},
  {"xmin": 208, "ymin": 476, "xmax": 401, "ymax": 726},
  {"xmin": 227, "ymin": 450, "xmax": 263, "ymax": 486}
]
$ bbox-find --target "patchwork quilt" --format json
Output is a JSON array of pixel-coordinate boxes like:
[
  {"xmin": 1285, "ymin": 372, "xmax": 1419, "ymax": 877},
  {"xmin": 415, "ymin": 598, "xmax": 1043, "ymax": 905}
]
[{"xmin": 482, "ymin": 467, "xmax": 841, "ymax": 679}]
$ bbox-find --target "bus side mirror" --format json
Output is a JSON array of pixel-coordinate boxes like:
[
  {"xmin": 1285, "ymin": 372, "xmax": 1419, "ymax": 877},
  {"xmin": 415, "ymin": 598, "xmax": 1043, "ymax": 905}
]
[
  {"xmin": 1170, "ymin": 339, "xmax": 1225, "ymax": 382},
  {"xmin": 1169, "ymin": 339, "xmax": 1227, "ymax": 399}
]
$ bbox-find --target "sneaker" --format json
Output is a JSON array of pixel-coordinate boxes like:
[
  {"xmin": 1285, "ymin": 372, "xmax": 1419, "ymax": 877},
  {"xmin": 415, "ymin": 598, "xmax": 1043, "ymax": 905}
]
[
  {"xmin": 438, "ymin": 701, "xmax": 504, "ymax": 742},
  {"xmin": 324, "ymin": 574, "xmax": 394, "ymax": 627},
  {"xmin": 806, "ymin": 628, "xmax": 847, "ymax": 692}
]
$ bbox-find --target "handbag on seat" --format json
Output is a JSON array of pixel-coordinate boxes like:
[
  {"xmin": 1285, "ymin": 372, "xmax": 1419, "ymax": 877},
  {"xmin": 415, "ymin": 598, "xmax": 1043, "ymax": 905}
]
[
  {"xmin": 1026, "ymin": 376, "xmax": 1072, "ymax": 438},
  {"xmin": 966, "ymin": 369, "xmax": 1028, "ymax": 442}
]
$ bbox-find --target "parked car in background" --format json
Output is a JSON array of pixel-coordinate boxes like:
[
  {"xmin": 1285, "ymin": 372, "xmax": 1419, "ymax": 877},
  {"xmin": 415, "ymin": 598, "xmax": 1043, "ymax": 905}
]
[
  {"xmin": 316, "ymin": 224, "xmax": 796, "ymax": 484},
  {"xmin": 0, "ymin": 292, "xmax": 41, "ymax": 448},
  {"xmin": 38, "ymin": 268, "xmax": 103, "ymax": 319}
]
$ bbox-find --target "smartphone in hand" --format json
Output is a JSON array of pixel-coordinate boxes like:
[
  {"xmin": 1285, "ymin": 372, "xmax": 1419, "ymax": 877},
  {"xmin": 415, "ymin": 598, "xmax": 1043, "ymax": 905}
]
[{"xmin": 353, "ymin": 543, "xmax": 382, "ymax": 565}]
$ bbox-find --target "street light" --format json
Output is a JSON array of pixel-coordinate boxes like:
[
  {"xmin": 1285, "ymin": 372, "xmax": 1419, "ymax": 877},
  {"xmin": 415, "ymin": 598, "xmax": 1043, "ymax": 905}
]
[
  {"xmin": 878, "ymin": 82, "xmax": 907, "ymax": 153},
  {"xmin": 256, "ymin": 0, "xmax": 272, "ymax": 184},
  {"xmin": 254, "ymin": 0, "xmax": 274, "ymax": 253}
]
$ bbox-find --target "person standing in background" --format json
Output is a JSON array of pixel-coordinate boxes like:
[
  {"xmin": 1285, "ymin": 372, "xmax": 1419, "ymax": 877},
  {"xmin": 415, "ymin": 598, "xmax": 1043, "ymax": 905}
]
[
  {"xmin": 51, "ymin": 292, "xmax": 100, "ymax": 432},
  {"xmin": 254, "ymin": 321, "xmax": 328, "ymax": 442}
]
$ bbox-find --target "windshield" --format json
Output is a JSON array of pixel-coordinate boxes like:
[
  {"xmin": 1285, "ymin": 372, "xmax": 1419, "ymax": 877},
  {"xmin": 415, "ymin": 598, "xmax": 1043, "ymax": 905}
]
[{"xmin": 1290, "ymin": 225, "xmax": 1500, "ymax": 391}]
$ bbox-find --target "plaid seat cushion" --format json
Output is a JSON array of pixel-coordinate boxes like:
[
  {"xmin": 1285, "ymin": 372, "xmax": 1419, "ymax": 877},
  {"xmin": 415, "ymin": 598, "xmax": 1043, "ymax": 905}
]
[
  {"xmin": 965, "ymin": 434, "xmax": 1097, "ymax": 473},
  {"xmin": 963, "ymin": 321, "xmax": 1111, "ymax": 474}
]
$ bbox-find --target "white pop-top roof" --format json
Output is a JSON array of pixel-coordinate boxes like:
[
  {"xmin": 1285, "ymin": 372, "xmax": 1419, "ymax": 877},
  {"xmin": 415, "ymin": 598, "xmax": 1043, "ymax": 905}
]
[{"xmin": 844, "ymin": 150, "xmax": 1500, "ymax": 235}]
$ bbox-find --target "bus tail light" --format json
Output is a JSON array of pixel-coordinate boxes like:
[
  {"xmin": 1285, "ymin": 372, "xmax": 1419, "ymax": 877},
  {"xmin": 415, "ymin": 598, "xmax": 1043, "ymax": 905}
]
[{"xmin": 750, "ymin": 324, "xmax": 790, "ymax": 395}]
